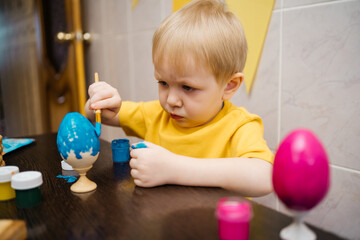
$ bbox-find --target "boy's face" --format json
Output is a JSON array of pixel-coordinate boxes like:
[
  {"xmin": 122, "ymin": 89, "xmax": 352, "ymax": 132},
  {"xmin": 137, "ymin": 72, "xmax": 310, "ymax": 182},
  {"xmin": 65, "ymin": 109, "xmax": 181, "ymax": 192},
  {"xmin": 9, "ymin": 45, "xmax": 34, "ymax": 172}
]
[{"xmin": 154, "ymin": 57, "xmax": 227, "ymax": 128}]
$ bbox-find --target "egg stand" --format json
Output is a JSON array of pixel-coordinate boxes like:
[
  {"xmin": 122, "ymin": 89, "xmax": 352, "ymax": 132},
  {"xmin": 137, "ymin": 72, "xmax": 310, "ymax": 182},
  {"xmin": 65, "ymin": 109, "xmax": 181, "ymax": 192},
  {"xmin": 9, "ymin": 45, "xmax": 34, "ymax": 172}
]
[
  {"xmin": 280, "ymin": 211, "xmax": 315, "ymax": 240},
  {"xmin": 63, "ymin": 73, "xmax": 102, "ymax": 193},
  {"xmin": 69, "ymin": 160, "xmax": 97, "ymax": 193},
  {"xmin": 58, "ymin": 120, "xmax": 101, "ymax": 194}
]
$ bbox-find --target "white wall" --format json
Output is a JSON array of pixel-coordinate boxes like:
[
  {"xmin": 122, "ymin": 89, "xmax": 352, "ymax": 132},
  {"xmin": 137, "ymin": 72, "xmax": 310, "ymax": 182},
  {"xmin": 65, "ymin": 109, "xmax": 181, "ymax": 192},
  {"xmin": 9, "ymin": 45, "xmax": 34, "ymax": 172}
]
[{"xmin": 82, "ymin": 1, "xmax": 360, "ymax": 239}]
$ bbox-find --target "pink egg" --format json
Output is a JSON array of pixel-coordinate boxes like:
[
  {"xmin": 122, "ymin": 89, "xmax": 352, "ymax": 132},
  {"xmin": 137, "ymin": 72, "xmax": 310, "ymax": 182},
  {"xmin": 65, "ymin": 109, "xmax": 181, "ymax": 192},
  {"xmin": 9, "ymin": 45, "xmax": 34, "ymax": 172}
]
[{"xmin": 272, "ymin": 128, "xmax": 330, "ymax": 211}]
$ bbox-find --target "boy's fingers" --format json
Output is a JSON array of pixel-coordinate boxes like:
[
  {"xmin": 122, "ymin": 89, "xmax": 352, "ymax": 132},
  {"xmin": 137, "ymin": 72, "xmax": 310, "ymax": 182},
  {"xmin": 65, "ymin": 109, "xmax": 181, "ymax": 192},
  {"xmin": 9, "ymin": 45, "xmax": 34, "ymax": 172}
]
[
  {"xmin": 130, "ymin": 150, "xmax": 136, "ymax": 158},
  {"xmin": 88, "ymin": 82, "xmax": 104, "ymax": 95},
  {"xmin": 89, "ymin": 82, "xmax": 119, "ymax": 101},
  {"xmin": 101, "ymin": 110, "xmax": 119, "ymax": 119},
  {"xmin": 91, "ymin": 98, "xmax": 120, "ymax": 110},
  {"xmin": 129, "ymin": 157, "xmax": 137, "ymax": 168},
  {"xmin": 91, "ymin": 89, "xmax": 117, "ymax": 104},
  {"xmin": 130, "ymin": 168, "xmax": 139, "ymax": 178},
  {"xmin": 133, "ymin": 179, "xmax": 143, "ymax": 186}
]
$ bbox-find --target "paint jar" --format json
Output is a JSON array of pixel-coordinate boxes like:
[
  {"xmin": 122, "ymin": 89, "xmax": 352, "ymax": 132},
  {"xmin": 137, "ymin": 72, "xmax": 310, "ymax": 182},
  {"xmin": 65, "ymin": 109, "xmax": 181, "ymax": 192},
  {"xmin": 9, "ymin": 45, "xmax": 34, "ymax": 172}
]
[
  {"xmin": 112, "ymin": 139, "xmax": 130, "ymax": 163},
  {"xmin": 216, "ymin": 197, "xmax": 252, "ymax": 240},
  {"xmin": 11, "ymin": 171, "xmax": 43, "ymax": 208},
  {"xmin": 131, "ymin": 142, "xmax": 147, "ymax": 149},
  {"xmin": 0, "ymin": 166, "xmax": 19, "ymax": 201},
  {"xmin": 61, "ymin": 160, "xmax": 73, "ymax": 170}
]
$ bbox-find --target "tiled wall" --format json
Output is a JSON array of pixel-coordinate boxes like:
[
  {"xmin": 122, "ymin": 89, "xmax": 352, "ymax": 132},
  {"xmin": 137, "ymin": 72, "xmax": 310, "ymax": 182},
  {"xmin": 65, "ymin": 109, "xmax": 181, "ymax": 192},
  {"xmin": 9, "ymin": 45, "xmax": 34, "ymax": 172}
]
[{"xmin": 82, "ymin": 0, "xmax": 360, "ymax": 239}]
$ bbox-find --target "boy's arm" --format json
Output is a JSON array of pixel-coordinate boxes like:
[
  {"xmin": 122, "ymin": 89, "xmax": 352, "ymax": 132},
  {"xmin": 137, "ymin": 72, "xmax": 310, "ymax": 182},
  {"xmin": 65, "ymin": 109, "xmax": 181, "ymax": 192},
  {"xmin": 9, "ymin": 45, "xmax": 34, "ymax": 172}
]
[
  {"xmin": 85, "ymin": 82, "xmax": 122, "ymax": 127},
  {"xmin": 130, "ymin": 142, "xmax": 273, "ymax": 197},
  {"xmin": 172, "ymin": 156, "xmax": 273, "ymax": 197}
]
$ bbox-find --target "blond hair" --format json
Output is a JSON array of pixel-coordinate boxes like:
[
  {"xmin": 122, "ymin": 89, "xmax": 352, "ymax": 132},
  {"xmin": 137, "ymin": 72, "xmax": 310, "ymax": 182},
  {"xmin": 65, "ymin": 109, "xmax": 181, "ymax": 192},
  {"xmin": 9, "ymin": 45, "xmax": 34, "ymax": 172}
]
[{"xmin": 152, "ymin": 0, "xmax": 247, "ymax": 85}]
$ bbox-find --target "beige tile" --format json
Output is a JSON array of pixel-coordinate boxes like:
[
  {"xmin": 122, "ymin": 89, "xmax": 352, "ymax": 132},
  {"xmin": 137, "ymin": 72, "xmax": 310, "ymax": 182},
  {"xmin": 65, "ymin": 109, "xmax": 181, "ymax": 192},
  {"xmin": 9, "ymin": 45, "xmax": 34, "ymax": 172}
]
[
  {"xmin": 84, "ymin": 37, "xmax": 106, "ymax": 88},
  {"xmin": 161, "ymin": 0, "xmax": 173, "ymax": 20},
  {"xmin": 82, "ymin": 0, "xmax": 107, "ymax": 85},
  {"xmin": 106, "ymin": 36, "xmax": 132, "ymax": 101},
  {"xmin": 82, "ymin": 0, "xmax": 104, "ymax": 35},
  {"xmin": 83, "ymin": 0, "xmax": 107, "ymax": 87},
  {"xmin": 252, "ymin": 192, "xmax": 278, "ymax": 210},
  {"xmin": 232, "ymin": 12, "xmax": 281, "ymax": 150},
  {"xmin": 281, "ymin": 1, "xmax": 360, "ymax": 170},
  {"xmin": 278, "ymin": 167, "xmax": 360, "ymax": 240},
  {"xmin": 104, "ymin": 0, "xmax": 128, "ymax": 35},
  {"xmin": 130, "ymin": 0, "xmax": 162, "ymax": 32},
  {"xmin": 283, "ymin": 0, "xmax": 338, "ymax": 8},
  {"xmin": 100, "ymin": 125, "xmax": 127, "ymax": 142},
  {"xmin": 274, "ymin": 0, "xmax": 281, "ymax": 10},
  {"xmin": 131, "ymin": 32, "xmax": 158, "ymax": 101}
]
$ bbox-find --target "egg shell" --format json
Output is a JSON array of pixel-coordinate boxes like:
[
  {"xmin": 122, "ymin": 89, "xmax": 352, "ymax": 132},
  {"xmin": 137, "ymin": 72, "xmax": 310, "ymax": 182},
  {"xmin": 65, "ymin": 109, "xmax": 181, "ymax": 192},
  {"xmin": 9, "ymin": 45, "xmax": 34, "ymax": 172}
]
[
  {"xmin": 272, "ymin": 128, "xmax": 330, "ymax": 211},
  {"xmin": 57, "ymin": 112, "xmax": 100, "ymax": 160}
]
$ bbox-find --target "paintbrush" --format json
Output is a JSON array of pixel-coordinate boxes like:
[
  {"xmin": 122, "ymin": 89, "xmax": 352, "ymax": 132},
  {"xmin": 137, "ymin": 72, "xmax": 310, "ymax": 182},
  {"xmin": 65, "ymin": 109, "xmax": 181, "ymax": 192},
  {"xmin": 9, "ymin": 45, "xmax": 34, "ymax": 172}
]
[
  {"xmin": 94, "ymin": 72, "xmax": 101, "ymax": 124},
  {"xmin": 94, "ymin": 72, "xmax": 101, "ymax": 137}
]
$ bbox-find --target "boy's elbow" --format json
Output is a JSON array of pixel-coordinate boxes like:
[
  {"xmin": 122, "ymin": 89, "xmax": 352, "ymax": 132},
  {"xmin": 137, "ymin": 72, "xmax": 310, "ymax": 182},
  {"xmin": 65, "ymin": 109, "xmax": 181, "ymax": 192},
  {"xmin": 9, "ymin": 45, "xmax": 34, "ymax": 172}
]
[
  {"xmin": 227, "ymin": 180, "xmax": 273, "ymax": 198},
  {"xmin": 224, "ymin": 159, "xmax": 274, "ymax": 197},
  {"xmin": 259, "ymin": 162, "xmax": 274, "ymax": 196},
  {"xmin": 252, "ymin": 161, "xmax": 274, "ymax": 197},
  {"xmin": 258, "ymin": 180, "xmax": 273, "ymax": 197}
]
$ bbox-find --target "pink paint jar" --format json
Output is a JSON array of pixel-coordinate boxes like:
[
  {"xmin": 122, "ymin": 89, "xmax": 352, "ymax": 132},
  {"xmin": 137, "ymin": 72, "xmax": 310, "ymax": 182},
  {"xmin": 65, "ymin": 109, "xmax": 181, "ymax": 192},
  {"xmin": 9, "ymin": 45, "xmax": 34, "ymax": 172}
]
[{"xmin": 216, "ymin": 197, "xmax": 252, "ymax": 240}]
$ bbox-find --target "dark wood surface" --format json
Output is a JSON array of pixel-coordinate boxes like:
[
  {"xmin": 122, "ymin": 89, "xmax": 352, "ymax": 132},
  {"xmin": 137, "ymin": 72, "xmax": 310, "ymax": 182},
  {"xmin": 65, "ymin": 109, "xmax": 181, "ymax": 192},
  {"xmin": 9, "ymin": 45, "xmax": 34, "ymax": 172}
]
[{"xmin": 0, "ymin": 133, "xmax": 344, "ymax": 240}]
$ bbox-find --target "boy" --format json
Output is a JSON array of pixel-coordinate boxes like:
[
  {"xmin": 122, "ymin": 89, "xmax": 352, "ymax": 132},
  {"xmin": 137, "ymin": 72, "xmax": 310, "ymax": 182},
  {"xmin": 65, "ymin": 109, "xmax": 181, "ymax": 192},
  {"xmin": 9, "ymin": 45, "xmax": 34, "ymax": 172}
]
[{"xmin": 85, "ymin": 0, "xmax": 273, "ymax": 197}]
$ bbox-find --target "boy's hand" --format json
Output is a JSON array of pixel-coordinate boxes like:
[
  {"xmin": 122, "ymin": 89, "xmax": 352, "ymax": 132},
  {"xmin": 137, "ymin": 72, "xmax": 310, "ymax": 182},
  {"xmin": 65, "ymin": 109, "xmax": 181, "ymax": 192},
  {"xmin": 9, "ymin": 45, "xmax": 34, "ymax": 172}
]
[
  {"xmin": 129, "ymin": 141, "xmax": 176, "ymax": 187},
  {"xmin": 86, "ymin": 82, "xmax": 121, "ymax": 122}
]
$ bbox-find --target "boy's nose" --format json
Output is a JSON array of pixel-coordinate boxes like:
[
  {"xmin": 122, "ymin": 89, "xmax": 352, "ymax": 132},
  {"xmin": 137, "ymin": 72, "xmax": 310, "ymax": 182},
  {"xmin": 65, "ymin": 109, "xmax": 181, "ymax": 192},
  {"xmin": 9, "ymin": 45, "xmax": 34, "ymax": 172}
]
[{"xmin": 167, "ymin": 90, "xmax": 182, "ymax": 108}]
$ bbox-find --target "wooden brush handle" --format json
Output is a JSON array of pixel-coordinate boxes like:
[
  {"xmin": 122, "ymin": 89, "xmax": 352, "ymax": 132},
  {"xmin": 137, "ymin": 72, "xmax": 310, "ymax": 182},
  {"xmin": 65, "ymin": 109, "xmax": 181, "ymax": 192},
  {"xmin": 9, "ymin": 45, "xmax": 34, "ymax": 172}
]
[{"xmin": 94, "ymin": 72, "xmax": 101, "ymax": 123}]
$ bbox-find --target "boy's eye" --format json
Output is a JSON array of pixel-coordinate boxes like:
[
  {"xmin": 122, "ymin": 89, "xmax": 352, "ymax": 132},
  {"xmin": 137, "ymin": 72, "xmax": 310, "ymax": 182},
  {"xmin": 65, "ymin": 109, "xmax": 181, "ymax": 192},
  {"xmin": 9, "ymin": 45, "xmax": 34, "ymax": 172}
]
[
  {"xmin": 157, "ymin": 81, "xmax": 168, "ymax": 86},
  {"xmin": 182, "ymin": 85, "xmax": 194, "ymax": 91}
]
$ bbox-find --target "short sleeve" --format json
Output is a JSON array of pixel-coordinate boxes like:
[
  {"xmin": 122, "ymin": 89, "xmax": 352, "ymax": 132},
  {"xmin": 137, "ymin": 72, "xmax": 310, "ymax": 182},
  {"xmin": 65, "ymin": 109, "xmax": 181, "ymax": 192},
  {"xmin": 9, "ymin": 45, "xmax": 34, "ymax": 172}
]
[
  {"xmin": 118, "ymin": 101, "xmax": 147, "ymax": 138},
  {"xmin": 231, "ymin": 117, "xmax": 274, "ymax": 164}
]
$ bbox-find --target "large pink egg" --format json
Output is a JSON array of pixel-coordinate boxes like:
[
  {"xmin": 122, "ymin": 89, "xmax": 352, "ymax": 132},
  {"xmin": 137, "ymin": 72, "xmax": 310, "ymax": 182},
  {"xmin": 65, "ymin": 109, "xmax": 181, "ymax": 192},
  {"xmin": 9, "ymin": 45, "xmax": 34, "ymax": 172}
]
[{"xmin": 272, "ymin": 128, "xmax": 330, "ymax": 211}]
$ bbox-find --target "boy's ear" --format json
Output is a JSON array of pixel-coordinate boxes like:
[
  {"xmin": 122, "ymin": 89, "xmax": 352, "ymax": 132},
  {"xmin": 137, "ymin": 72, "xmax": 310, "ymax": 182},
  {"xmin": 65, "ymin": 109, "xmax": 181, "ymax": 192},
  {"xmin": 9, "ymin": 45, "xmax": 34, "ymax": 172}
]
[{"xmin": 222, "ymin": 72, "xmax": 243, "ymax": 100}]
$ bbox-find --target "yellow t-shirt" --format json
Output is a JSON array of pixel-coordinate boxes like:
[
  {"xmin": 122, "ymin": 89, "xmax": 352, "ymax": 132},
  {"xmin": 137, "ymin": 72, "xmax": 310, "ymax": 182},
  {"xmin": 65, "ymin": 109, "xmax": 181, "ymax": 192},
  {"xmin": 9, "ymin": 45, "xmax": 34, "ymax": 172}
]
[{"xmin": 119, "ymin": 100, "xmax": 273, "ymax": 163}]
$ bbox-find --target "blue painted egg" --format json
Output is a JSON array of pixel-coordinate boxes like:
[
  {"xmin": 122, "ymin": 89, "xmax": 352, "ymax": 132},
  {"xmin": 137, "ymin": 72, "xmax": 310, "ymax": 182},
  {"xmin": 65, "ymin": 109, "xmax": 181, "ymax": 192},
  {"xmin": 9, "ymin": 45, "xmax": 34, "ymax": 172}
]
[{"xmin": 57, "ymin": 112, "xmax": 100, "ymax": 164}]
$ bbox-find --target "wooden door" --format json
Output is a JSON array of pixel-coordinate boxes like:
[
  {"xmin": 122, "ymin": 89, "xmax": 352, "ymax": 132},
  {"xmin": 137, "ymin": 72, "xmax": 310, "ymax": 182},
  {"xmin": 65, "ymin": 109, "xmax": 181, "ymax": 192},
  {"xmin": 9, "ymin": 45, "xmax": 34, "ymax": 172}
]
[
  {"xmin": 0, "ymin": 0, "xmax": 88, "ymax": 137},
  {"xmin": 41, "ymin": 0, "xmax": 88, "ymax": 132}
]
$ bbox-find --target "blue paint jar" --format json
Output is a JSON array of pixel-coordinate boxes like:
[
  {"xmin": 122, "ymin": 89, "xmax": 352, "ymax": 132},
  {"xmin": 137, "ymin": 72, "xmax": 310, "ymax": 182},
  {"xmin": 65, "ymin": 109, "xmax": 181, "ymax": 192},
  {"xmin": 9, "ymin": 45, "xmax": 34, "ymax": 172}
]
[
  {"xmin": 11, "ymin": 171, "xmax": 43, "ymax": 208},
  {"xmin": 111, "ymin": 139, "xmax": 130, "ymax": 163}
]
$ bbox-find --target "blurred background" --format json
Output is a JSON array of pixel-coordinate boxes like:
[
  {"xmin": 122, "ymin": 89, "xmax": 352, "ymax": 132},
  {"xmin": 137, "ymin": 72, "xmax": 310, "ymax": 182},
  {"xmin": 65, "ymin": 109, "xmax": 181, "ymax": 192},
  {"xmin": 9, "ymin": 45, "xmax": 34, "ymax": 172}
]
[
  {"xmin": 0, "ymin": 0, "xmax": 359, "ymax": 239},
  {"xmin": 0, "ymin": 0, "xmax": 87, "ymax": 137}
]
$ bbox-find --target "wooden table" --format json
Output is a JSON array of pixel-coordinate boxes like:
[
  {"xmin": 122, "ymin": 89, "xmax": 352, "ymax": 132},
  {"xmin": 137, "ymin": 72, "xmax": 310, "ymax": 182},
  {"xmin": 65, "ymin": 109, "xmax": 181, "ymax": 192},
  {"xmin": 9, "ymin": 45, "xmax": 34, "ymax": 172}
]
[{"xmin": 0, "ymin": 133, "xmax": 344, "ymax": 240}]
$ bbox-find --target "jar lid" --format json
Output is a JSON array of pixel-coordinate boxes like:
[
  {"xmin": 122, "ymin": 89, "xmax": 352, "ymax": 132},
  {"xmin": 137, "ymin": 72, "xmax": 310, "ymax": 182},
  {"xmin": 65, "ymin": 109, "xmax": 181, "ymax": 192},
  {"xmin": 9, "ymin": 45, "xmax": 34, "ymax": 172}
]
[
  {"xmin": 112, "ymin": 139, "xmax": 130, "ymax": 148},
  {"xmin": 61, "ymin": 160, "xmax": 73, "ymax": 170},
  {"xmin": 215, "ymin": 197, "xmax": 252, "ymax": 221},
  {"xmin": 0, "ymin": 166, "xmax": 19, "ymax": 183},
  {"xmin": 11, "ymin": 171, "xmax": 43, "ymax": 190}
]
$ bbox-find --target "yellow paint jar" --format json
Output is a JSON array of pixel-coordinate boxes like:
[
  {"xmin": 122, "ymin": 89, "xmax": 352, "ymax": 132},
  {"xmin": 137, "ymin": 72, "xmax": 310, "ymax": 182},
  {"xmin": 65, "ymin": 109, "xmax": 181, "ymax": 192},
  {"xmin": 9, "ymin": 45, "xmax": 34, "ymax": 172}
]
[{"xmin": 0, "ymin": 166, "xmax": 19, "ymax": 201}]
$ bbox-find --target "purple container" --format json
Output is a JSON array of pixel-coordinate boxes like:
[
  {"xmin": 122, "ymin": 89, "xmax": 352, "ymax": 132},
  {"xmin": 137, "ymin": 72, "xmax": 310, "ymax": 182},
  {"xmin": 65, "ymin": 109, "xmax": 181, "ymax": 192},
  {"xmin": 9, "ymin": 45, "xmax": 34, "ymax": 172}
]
[{"xmin": 216, "ymin": 197, "xmax": 252, "ymax": 240}]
